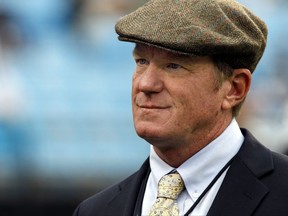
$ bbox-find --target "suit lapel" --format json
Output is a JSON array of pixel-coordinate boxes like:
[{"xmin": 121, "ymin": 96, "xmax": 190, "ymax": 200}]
[
  {"xmin": 105, "ymin": 158, "xmax": 150, "ymax": 216},
  {"xmin": 207, "ymin": 129, "xmax": 273, "ymax": 216}
]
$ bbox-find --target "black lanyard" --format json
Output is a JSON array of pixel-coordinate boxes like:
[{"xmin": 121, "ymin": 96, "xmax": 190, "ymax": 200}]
[{"xmin": 184, "ymin": 156, "xmax": 235, "ymax": 216}]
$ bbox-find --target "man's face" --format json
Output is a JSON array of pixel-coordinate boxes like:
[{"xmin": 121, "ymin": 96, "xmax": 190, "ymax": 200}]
[{"xmin": 132, "ymin": 44, "xmax": 230, "ymax": 149}]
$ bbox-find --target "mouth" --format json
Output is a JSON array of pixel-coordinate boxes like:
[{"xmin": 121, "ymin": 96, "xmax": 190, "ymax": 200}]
[{"xmin": 137, "ymin": 104, "xmax": 170, "ymax": 110}]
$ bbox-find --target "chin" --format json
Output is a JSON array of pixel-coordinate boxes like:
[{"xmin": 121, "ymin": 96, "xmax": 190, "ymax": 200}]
[
  {"xmin": 135, "ymin": 124, "xmax": 171, "ymax": 144},
  {"xmin": 136, "ymin": 124, "xmax": 159, "ymax": 138}
]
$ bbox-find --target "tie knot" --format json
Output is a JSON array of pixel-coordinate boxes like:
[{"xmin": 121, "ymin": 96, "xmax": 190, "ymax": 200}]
[{"xmin": 157, "ymin": 172, "xmax": 184, "ymax": 200}]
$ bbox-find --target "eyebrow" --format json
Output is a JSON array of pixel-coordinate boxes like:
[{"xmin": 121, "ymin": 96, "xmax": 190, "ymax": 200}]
[{"xmin": 166, "ymin": 51, "xmax": 192, "ymax": 60}]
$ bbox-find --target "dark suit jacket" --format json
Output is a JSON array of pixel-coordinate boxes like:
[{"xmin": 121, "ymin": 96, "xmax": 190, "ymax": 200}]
[{"xmin": 73, "ymin": 129, "xmax": 288, "ymax": 216}]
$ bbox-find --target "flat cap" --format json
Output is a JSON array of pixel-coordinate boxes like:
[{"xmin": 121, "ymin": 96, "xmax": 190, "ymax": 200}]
[{"xmin": 115, "ymin": 0, "xmax": 268, "ymax": 72}]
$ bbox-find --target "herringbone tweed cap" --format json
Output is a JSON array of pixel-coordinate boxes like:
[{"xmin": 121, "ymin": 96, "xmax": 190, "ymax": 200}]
[{"xmin": 115, "ymin": 0, "xmax": 268, "ymax": 72}]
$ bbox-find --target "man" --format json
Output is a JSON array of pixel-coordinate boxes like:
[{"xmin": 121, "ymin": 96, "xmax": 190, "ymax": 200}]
[{"xmin": 73, "ymin": 0, "xmax": 288, "ymax": 215}]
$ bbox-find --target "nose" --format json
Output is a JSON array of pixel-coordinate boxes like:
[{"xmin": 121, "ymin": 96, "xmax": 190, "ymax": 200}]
[{"xmin": 137, "ymin": 64, "xmax": 164, "ymax": 95}]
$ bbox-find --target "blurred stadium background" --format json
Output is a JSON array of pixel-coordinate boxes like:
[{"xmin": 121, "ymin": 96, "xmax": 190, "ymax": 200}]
[{"xmin": 0, "ymin": 0, "xmax": 287, "ymax": 215}]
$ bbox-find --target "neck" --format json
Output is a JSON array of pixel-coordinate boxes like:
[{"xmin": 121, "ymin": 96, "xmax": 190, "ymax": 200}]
[{"xmin": 152, "ymin": 116, "xmax": 233, "ymax": 167}]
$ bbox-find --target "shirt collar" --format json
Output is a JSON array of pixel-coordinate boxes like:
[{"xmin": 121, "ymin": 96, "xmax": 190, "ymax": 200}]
[{"xmin": 149, "ymin": 118, "xmax": 244, "ymax": 200}]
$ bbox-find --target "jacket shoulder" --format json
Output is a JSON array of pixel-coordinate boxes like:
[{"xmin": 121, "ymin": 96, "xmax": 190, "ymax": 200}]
[
  {"xmin": 73, "ymin": 158, "xmax": 150, "ymax": 216},
  {"xmin": 253, "ymin": 152, "xmax": 288, "ymax": 216},
  {"xmin": 240, "ymin": 129, "xmax": 288, "ymax": 215},
  {"xmin": 266, "ymin": 151, "xmax": 288, "ymax": 185},
  {"xmin": 73, "ymin": 172, "xmax": 137, "ymax": 216}
]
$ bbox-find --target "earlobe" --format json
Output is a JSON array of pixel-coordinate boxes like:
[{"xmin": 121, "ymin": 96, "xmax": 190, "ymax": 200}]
[{"xmin": 222, "ymin": 69, "xmax": 252, "ymax": 111}]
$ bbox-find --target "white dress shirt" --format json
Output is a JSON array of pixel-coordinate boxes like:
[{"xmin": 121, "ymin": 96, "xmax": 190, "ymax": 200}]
[{"xmin": 141, "ymin": 119, "xmax": 244, "ymax": 216}]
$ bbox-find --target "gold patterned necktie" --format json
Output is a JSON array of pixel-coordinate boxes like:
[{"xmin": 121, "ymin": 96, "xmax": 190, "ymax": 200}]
[{"xmin": 148, "ymin": 172, "xmax": 184, "ymax": 216}]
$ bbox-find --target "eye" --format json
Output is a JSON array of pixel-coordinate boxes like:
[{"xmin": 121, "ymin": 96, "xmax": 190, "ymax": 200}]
[
  {"xmin": 136, "ymin": 59, "xmax": 149, "ymax": 66},
  {"xmin": 167, "ymin": 63, "xmax": 182, "ymax": 70}
]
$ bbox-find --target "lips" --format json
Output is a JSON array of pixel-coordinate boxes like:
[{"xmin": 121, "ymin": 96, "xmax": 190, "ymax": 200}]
[
  {"xmin": 135, "ymin": 95, "xmax": 171, "ymax": 109},
  {"xmin": 137, "ymin": 104, "xmax": 170, "ymax": 109}
]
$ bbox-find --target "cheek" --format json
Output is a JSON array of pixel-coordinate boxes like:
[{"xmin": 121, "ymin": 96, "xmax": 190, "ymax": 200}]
[
  {"xmin": 131, "ymin": 75, "xmax": 138, "ymax": 101},
  {"xmin": 176, "ymin": 86, "xmax": 222, "ymax": 119}
]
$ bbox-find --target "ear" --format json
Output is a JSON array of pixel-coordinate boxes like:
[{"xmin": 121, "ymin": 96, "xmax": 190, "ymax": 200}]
[{"xmin": 221, "ymin": 69, "xmax": 252, "ymax": 111}]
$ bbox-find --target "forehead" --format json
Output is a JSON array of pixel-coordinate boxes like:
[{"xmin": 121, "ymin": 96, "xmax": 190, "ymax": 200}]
[{"xmin": 133, "ymin": 44, "xmax": 191, "ymax": 59}]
